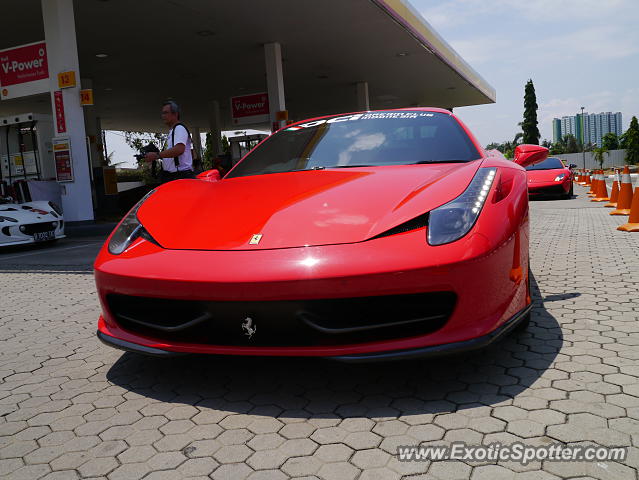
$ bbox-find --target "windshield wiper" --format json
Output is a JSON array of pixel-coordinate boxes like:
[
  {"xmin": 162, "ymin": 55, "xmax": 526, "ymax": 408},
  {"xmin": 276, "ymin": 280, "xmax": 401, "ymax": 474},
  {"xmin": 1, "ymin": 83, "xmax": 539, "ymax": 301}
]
[
  {"xmin": 325, "ymin": 164, "xmax": 375, "ymax": 168},
  {"xmin": 288, "ymin": 166, "xmax": 326, "ymax": 172}
]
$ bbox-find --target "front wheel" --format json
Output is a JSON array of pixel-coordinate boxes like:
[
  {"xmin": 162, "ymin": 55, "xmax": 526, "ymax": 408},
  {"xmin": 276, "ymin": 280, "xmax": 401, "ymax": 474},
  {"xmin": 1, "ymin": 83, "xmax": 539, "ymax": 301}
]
[{"xmin": 562, "ymin": 183, "xmax": 573, "ymax": 199}]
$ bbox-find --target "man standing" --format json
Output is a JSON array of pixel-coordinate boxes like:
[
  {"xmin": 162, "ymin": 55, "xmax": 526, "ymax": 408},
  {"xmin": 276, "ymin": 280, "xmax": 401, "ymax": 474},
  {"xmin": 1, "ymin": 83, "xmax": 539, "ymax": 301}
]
[{"xmin": 145, "ymin": 100, "xmax": 194, "ymax": 182}]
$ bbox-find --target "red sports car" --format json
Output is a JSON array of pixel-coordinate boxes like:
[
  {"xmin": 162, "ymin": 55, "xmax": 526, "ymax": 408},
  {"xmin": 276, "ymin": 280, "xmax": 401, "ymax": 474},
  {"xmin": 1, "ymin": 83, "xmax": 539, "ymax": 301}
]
[
  {"xmin": 94, "ymin": 108, "xmax": 547, "ymax": 361},
  {"xmin": 526, "ymin": 156, "xmax": 574, "ymax": 199}
]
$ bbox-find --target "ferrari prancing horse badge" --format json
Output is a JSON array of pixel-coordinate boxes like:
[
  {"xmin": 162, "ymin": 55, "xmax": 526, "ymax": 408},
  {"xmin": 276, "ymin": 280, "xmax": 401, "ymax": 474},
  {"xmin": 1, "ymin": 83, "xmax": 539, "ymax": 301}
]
[
  {"xmin": 249, "ymin": 234, "xmax": 263, "ymax": 245},
  {"xmin": 242, "ymin": 317, "xmax": 257, "ymax": 339}
]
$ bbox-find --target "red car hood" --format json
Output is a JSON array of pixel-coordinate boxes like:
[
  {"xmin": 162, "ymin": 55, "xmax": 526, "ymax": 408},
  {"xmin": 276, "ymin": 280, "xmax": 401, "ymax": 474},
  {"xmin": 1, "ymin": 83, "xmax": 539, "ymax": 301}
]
[
  {"xmin": 527, "ymin": 168, "xmax": 566, "ymax": 183},
  {"xmin": 137, "ymin": 161, "xmax": 482, "ymax": 250}
]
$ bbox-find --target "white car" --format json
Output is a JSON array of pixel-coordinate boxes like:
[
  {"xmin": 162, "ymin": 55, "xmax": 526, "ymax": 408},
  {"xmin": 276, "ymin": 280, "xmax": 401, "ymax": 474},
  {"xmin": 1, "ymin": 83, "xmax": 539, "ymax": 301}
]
[{"xmin": 0, "ymin": 200, "xmax": 65, "ymax": 246}]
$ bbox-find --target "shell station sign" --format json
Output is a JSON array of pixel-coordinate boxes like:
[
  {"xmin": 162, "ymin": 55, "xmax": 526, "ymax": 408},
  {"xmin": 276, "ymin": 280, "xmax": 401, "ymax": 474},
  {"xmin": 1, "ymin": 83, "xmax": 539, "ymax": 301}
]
[
  {"xmin": 231, "ymin": 92, "xmax": 270, "ymax": 126},
  {"xmin": 0, "ymin": 41, "xmax": 49, "ymax": 100}
]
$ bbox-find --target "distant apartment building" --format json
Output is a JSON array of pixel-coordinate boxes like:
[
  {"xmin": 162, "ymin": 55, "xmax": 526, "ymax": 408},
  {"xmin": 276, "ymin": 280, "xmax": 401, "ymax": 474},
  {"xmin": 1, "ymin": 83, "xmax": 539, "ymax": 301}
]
[
  {"xmin": 552, "ymin": 118, "xmax": 562, "ymax": 144},
  {"xmin": 552, "ymin": 112, "xmax": 622, "ymax": 147}
]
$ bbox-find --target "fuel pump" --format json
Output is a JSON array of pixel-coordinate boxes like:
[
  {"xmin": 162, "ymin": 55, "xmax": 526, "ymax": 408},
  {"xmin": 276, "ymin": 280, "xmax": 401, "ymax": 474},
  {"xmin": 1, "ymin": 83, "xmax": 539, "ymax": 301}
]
[
  {"xmin": 0, "ymin": 113, "xmax": 55, "ymax": 203},
  {"xmin": 228, "ymin": 133, "xmax": 268, "ymax": 165}
]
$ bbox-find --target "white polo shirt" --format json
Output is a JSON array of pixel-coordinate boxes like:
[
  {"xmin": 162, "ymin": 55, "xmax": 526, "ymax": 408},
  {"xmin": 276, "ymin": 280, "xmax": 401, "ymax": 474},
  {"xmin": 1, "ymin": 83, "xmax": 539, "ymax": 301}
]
[{"xmin": 163, "ymin": 124, "xmax": 192, "ymax": 172}]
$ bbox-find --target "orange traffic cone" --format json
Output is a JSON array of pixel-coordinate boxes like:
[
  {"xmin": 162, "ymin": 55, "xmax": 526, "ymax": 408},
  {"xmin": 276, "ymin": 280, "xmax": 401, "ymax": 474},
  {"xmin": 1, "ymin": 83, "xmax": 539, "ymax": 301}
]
[
  {"xmin": 618, "ymin": 187, "xmax": 639, "ymax": 232},
  {"xmin": 610, "ymin": 166, "xmax": 634, "ymax": 216},
  {"xmin": 605, "ymin": 170, "xmax": 620, "ymax": 208},
  {"xmin": 585, "ymin": 171, "xmax": 592, "ymax": 186},
  {"xmin": 592, "ymin": 171, "xmax": 609, "ymax": 202},
  {"xmin": 588, "ymin": 170, "xmax": 598, "ymax": 196},
  {"xmin": 579, "ymin": 170, "xmax": 588, "ymax": 185}
]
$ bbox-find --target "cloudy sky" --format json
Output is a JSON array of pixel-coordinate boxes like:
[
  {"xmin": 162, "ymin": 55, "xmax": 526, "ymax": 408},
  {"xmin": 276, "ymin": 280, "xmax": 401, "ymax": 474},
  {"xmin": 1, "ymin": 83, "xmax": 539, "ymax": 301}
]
[
  {"xmin": 108, "ymin": 0, "xmax": 639, "ymax": 166},
  {"xmin": 412, "ymin": 0, "xmax": 639, "ymax": 145}
]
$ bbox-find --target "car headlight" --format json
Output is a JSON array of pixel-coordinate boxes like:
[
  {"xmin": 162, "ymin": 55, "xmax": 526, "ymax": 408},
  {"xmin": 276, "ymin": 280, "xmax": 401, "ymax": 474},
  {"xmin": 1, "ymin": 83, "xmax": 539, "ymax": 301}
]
[
  {"xmin": 427, "ymin": 168, "xmax": 496, "ymax": 246},
  {"xmin": 554, "ymin": 173, "xmax": 566, "ymax": 181},
  {"xmin": 48, "ymin": 201, "xmax": 63, "ymax": 215},
  {"xmin": 108, "ymin": 190, "xmax": 160, "ymax": 255}
]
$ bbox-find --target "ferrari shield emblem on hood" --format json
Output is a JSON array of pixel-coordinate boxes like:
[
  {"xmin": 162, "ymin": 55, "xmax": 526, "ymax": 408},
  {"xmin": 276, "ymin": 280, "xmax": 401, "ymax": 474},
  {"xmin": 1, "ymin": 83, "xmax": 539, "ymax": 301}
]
[{"xmin": 249, "ymin": 234, "xmax": 263, "ymax": 245}]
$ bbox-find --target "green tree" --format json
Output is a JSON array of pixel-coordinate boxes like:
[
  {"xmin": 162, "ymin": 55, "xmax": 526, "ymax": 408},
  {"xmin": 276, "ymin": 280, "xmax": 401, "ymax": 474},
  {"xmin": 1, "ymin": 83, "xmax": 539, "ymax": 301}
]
[
  {"xmin": 505, "ymin": 132, "xmax": 523, "ymax": 158},
  {"xmin": 522, "ymin": 79, "xmax": 540, "ymax": 145},
  {"xmin": 221, "ymin": 134, "xmax": 230, "ymax": 154},
  {"xmin": 202, "ymin": 133, "xmax": 231, "ymax": 169},
  {"xmin": 485, "ymin": 131, "xmax": 524, "ymax": 159},
  {"xmin": 549, "ymin": 143, "xmax": 563, "ymax": 155},
  {"xmin": 202, "ymin": 132, "xmax": 215, "ymax": 169},
  {"xmin": 623, "ymin": 116, "xmax": 639, "ymax": 164},
  {"xmin": 561, "ymin": 134, "xmax": 579, "ymax": 154},
  {"xmin": 124, "ymin": 131, "xmax": 166, "ymax": 156},
  {"xmin": 583, "ymin": 142, "xmax": 596, "ymax": 153},
  {"xmin": 602, "ymin": 132, "xmax": 619, "ymax": 150},
  {"xmin": 549, "ymin": 137, "xmax": 565, "ymax": 155},
  {"xmin": 592, "ymin": 146, "xmax": 609, "ymax": 169}
]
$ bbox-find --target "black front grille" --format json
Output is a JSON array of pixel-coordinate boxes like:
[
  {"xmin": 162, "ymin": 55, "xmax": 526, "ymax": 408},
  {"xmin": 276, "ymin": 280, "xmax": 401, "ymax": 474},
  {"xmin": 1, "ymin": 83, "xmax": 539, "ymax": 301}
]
[
  {"xmin": 107, "ymin": 292, "xmax": 456, "ymax": 347},
  {"xmin": 22, "ymin": 222, "xmax": 56, "ymax": 235},
  {"xmin": 529, "ymin": 185, "xmax": 566, "ymax": 195}
]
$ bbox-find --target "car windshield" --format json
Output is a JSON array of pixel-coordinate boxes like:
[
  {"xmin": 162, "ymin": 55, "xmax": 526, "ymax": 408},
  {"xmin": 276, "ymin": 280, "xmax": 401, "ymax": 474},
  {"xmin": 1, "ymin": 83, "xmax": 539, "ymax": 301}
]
[
  {"xmin": 226, "ymin": 111, "xmax": 481, "ymax": 178},
  {"xmin": 525, "ymin": 157, "xmax": 565, "ymax": 171}
]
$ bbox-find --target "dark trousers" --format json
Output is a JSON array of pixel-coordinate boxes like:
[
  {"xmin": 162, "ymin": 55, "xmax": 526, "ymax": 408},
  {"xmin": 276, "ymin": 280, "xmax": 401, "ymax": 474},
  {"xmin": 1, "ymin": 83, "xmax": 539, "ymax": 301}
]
[{"xmin": 160, "ymin": 169, "xmax": 196, "ymax": 183}]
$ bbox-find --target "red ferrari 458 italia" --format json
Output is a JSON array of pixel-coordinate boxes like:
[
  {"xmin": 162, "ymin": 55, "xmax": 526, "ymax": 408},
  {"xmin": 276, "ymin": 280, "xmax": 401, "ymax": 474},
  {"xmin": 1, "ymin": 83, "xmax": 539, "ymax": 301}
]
[
  {"xmin": 94, "ymin": 108, "xmax": 548, "ymax": 361},
  {"xmin": 526, "ymin": 156, "xmax": 574, "ymax": 199}
]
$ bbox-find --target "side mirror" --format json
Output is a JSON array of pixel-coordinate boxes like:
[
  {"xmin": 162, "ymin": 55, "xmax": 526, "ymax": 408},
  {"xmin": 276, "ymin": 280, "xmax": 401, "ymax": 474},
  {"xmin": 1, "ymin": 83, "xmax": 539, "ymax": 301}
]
[
  {"xmin": 569, "ymin": 164, "xmax": 577, "ymax": 169},
  {"xmin": 196, "ymin": 169, "xmax": 221, "ymax": 182},
  {"xmin": 513, "ymin": 144, "xmax": 548, "ymax": 168}
]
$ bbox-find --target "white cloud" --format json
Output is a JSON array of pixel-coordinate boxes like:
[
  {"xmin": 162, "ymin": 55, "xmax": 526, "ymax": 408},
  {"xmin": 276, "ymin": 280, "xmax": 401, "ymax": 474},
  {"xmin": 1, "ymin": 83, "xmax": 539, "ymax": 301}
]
[
  {"xmin": 537, "ymin": 26, "xmax": 639, "ymax": 62},
  {"xmin": 447, "ymin": 37, "xmax": 505, "ymax": 65},
  {"xmin": 447, "ymin": 24, "xmax": 639, "ymax": 70},
  {"xmin": 503, "ymin": 0, "xmax": 631, "ymax": 21},
  {"xmin": 410, "ymin": 0, "xmax": 639, "ymax": 144},
  {"xmin": 417, "ymin": 0, "xmax": 636, "ymax": 29}
]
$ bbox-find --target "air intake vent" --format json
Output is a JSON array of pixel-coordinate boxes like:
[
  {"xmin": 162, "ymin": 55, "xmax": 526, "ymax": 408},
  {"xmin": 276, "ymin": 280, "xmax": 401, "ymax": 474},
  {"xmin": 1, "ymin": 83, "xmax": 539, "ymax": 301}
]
[{"xmin": 371, "ymin": 212, "xmax": 429, "ymax": 240}]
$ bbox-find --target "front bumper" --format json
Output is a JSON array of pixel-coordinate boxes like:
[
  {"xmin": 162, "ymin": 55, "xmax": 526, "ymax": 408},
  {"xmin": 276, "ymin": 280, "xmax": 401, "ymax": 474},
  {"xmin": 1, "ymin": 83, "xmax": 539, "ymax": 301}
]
[
  {"xmin": 0, "ymin": 220, "xmax": 65, "ymax": 246},
  {"xmin": 97, "ymin": 302, "xmax": 532, "ymax": 362},
  {"xmin": 95, "ymin": 215, "xmax": 530, "ymax": 358},
  {"xmin": 528, "ymin": 180, "xmax": 570, "ymax": 195}
]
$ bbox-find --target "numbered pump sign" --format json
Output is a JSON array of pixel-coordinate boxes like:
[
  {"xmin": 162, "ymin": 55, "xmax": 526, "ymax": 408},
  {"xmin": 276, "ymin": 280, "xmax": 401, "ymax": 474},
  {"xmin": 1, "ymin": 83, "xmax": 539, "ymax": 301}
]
[
  {"xmin": 57, "ymin": 71, "xmax": 76, "ymax": 89},
  {"xmin": 80, "ymin": 89, "xmax": 94, "ymax": 106}
]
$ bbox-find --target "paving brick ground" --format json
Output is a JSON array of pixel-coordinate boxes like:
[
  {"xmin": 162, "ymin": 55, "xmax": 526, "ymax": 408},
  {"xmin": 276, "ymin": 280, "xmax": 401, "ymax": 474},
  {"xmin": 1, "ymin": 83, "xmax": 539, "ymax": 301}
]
[{"xmin": 1, "ymin": 183, "xmax": 638, "ymax": 479}]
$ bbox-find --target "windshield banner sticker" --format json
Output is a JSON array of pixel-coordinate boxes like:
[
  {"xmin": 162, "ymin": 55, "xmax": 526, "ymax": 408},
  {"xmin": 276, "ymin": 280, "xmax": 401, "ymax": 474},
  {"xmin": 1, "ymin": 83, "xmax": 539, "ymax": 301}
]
[{"xmin": 286, "ymin": 112, "xmax": 435, "ymax": 130}]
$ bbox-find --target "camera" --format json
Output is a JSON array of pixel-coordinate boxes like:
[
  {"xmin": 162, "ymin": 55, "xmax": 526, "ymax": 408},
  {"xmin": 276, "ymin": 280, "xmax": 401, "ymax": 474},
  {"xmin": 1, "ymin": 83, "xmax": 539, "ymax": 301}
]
[{"xmin": 134, "ymin": 143, "xmax": 160, "ymax": 161}]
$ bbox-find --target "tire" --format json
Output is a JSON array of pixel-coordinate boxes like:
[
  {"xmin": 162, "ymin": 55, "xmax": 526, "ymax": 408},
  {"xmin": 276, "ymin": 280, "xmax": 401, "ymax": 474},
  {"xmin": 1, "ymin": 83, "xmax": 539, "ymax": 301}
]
[{"xmin": 562, "ymin": 183, "xmax": 573, "ymax": 200}]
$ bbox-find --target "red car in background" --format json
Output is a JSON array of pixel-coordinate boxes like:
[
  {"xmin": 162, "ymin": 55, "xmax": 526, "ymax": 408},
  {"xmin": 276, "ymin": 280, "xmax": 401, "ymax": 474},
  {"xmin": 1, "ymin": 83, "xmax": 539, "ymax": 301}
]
[
  {"xmin": 526, "ymin": 157, "xmax": 575, "ymax": 199},
  {"xmin": 94, "ymin": 108, "xmax": 548, "ymax": 362}
]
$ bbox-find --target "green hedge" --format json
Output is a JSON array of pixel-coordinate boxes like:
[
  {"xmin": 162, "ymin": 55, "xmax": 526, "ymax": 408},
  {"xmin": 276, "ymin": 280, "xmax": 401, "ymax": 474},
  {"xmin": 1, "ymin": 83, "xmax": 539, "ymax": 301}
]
[{"xmin": 116, "ymin": 169, "xmax": 144, "ymax": 182}]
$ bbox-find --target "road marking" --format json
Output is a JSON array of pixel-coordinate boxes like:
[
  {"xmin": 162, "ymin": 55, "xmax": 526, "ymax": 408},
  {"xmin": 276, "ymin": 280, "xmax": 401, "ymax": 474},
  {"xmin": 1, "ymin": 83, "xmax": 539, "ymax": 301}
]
[{"xmin": 0, "ymin": 242, "xmax": 102, "ymax": 261}]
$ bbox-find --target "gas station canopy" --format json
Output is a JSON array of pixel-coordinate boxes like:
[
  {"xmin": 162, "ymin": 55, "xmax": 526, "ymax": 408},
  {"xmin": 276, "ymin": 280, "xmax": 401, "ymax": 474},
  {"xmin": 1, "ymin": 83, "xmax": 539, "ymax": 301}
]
[
  {"xmin": 1, "ymin": 0, "xmax": 495, "ymax": 131},
  {"xmin": 1, "ymin": 0, "xmax": 495, "ymax": 222}
]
